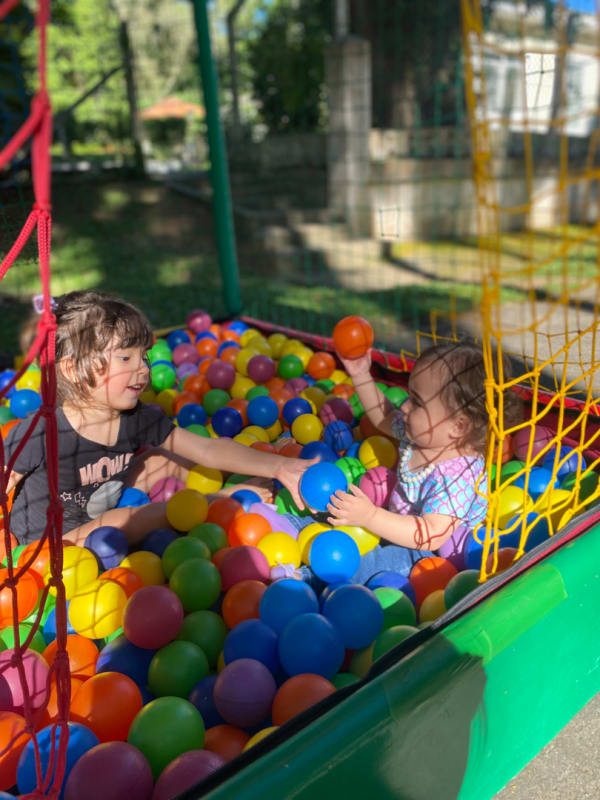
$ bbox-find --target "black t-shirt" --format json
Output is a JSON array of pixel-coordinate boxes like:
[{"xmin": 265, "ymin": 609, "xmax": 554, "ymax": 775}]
[{"xmin": 5, "ymin": 403, "xmax": 174, "ymax": 544}]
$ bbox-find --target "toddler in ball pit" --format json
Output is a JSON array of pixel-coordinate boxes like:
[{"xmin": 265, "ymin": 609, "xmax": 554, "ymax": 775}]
[
  {"xmin": 299, "ymin": 341, "xmax": 522, "ymax": 586},
  {"xmin": 4, "ymin": 290, "xmax": 315, "ymax": 547}
]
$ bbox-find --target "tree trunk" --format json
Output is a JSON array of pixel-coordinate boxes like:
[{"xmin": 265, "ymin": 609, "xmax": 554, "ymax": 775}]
[{"xmin": 119, "ymin": 20, "xmax": 145, "ymax": 176}]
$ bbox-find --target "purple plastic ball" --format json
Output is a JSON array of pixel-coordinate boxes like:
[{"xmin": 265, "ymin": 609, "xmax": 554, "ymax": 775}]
[
  {"xmin": 149, "ymin": 476, "xmax": 185, "ymax": 503},
  {"xmin": 206, "ymin": 360, "xmax": 236, "ymax": 390},
  {"xmin": 247, "ymin": 355, "xmax": 276, "ymax": 384},
  {"xmin": 187, "ymin": 309, "xmax": 212, "ymax": 334},
  {"xmin": 320, "ymin": 397, "xmax": 354, "ymax": 425},
  {"xmin": 248, "ymin": 502, "xmax": 299, "ymax": 539},
  {"xmin": 153, "ymin": 750, "xmax": 226, "ymax": 800},
  {"xmin": 176, "ymin": 362, "xmax": 199, "ymax": 381},
  {"xmin": 285, "ymin": 377, "xmax": 309, "ymax": 395},
  {"xmin": 64, "ymin": 742, "xmax": 154, "ymax": 800},
  {"xmin": 213, "ymin": 658, "xmax": 276, "ymax": 728},
  {"xmin": 173, "ymin": 343, "xmax": 200, "ymax": 367}
]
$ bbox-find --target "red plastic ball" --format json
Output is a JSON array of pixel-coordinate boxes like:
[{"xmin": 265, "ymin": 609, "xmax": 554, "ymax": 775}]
[
  {"xmin": 123, "ymin": 585, "xmax": 184, "ymax": 649},
  {"xmin": 332, "ymin": 316, "xmax": 374, "ymax": 359},
  {"xmin": 218, "ymin": 546, "xmax": 271, "ymax": 591},
  {"xmin": 221, "ymin": 580, "xmax": 267, "ymax": 629},
  {"xmin": 206, "ymin": 498, "xmax": 244, "ymax": 532},
  {"xmin": 271, "ymin": 674, "xmax": 336, "ymax": 726}
]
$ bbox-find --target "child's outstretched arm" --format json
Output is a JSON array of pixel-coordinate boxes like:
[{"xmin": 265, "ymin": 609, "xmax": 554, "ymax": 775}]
[
  {"xmin": 164, "ymin": 427, "xmax": 316, "ymax": 509},
  {"xmin": 327, "ymin": 485, "xmax": 461, "ymax": 550},
  {"xmin": 338, "ymin": 350, "xmax": 396, "ymax": 438}
]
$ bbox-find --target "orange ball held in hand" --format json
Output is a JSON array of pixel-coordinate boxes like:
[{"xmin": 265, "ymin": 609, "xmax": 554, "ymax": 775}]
[{"xmin": 333, "ymin": 316, "xmax": 374, "ymax": 359}]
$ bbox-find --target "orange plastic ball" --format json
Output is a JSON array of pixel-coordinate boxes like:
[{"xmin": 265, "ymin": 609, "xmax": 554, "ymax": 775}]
[
  {"xmin": 0, "ymin": 532, "xmax": 19, "ymax": 566},
  {"xmin": 331, "ymin": 383, "xmax": 355, "ymax": 401},
  {"xmin": 220, "ymin": 348, "xmax": 240, "ymax": 368},
  {"xmin": 99, "ymin": 566, "xmax": 144, "ymax": 598},
  {"xmin": 209, "ymin": 323, "xmax": 221, "ymax": 339},
  {"xmin": 43, "ymin": 634, "xmax": 100, "ymax": 680},
  {"xmin": 204, "ymin": 724, "xmax": 250, "ymax": 762},
  {"xmin": 206, "ymin": 498, "xmax": 244, "ymax": 531},
  {"xmin": 332, "ymin": 316, "xmax": 374, "ymax": 359},
  {"xmin": 359, "ymin": 414, "xmax": 381, "ymax": 440},
  {"xmin": 182, "ymin": 374, "xmax": 207, "ymax": 396},
  {"xmin": 221, "ymin": 579, "xmax": 267, "ymax": 629},
  {"xmin": 269, "ymin": 388, "xmax": 294, "ymax": 417},
  {"xmin": 409, "ymin": 557, "xmax": 458, "ymax": 609},
  {"xmin": 279, "ymin": 441, "xmax": 303, "ymax": 458},
  {"xmin": 226, "ymin": 398, "xmax": 249, "ymax": 426},
  {"xmin": 0, "ymin": 711, "xmax": 28, "ymax": 790},
  {"xmin": 221, "ymin": 329, "xmax": 240, "ymax": 343},
  {"xmin": 70, "ymin": 671, "xmax": 143, "ymax": 742},
  {"xmin": 485, "ymin": 547, "xmax": 518, "ymax": 575},
  {"xmin": 172, "ymin": 391, "xmax": 201, "ymax": 416},
  {"xmin": 17, "ymin": 539, "xmax": 50, "ymax": 576},
  {"xmin": 1, "ymin": 420, "xmax": 20, "ymax": 439},
  {"xmin": 265, "ymin": 377, "xmax": 286, "ymax": 393},
  {"xmin": 0, "ymin": 568, "xmax": 39, "ymax": 627},
  {"xmin": 196, "ymin": 339, "xmax": 219, "ymax": 358},
  {"xmin": 307, "ymin": 352, "xmax": 336, "ymax": 381},
  {"xmin": 36, "ymin": 674, "xmax": 86, "ymax": 729},
  {"xmin": 228, "ymin": 513, "xmax": 272, "ymax": 548},
  {"xmin": 272, "ymin": 674, "xmax": 336, "ymax": 726},
  {"xmin": 251, "ymin": 441, "xmax": 277, "ymax": 454}
]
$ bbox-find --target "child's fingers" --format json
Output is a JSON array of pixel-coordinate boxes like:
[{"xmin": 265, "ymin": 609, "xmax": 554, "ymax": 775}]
[{"xmin": 348, "ymin": 483, "xmax": 367, "ymax": 498}]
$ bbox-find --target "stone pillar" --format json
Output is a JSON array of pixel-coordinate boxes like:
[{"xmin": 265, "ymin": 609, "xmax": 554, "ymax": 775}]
[{"xmin": 326, "ymin": 37, "xmax": 372, "ymax": 236}]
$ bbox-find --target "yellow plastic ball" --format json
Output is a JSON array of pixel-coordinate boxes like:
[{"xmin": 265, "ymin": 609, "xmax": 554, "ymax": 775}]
[
  {"xmin": 533, "ymin": 487, "xmax": 572, "ymax": 531},
  {"xmin": 16, "ymin": 371, "xmax": 41, "ymax": 392},
  {"xmin": 267, "ymin": 333, "xmax": 288, "ymax": 358},
  {"xmin": 230, "ymin": 375, "xmax": 256, "ymax": 399},
  {"xmin": 206, "ymin": 423, "xmax": 219, "ymax": 439},
  {"xmin": 298, "ymin": 522, "xmax": 330, "ymax": 564},
  {"xmin": 243, "ymin": 726, "xmax": 279, "ymax": 751},
  {"xmin": 156, "ymin": 388, "xmax": 178, "ymax": 417},
  {"xmin": 337, "ymin": 525, "xmax": 379, "ymax": 556},
  {"xmin": 301, "ymin": 387, "xmax": 327, "ymax": 412},
  {"xmin": 217, "ymin": 650, "xmax": 226, "ymax": 672},
  {"xmin": 266, "ymin": 419, "xmax": 283, "ymax": 441},
  {"xmin": 281, "ymin": 339, "xmax": 304, "ymax": 357},
  {"xmin": 349, "ymin": 643, "xmax": 374, "ymax": 678},
  {"xmin": 330, "ymin": 369, "xmax": 351, "ymax": 385},
  {"xmin": 419, "ymin": 589, "xmax": 446, "ymax": 623},
  {"xmin": 244, "ymin": 425, "xmax": 270, "ymax": 443},
  {"xmin": 294, "ymin": 347, "xmax": 313, "ymax": 370},
  {"xmin": 46, "ymin": 546, "xmax": 99, "ymax": 600},
  {"xmin": 291, "ymin": 413, "xmax": 324, "ymax": 445},
  {"xmin": 359, "ymin": 436, "xmax": 398, "ymax": 469},
  {"xmin": 240, "ymin": 329, "xmax": 261, "ymax": 347},
  {"xmin": 187, "ymin": 465, "xmax": 223, "ymax": 494},
  {"xmin": 496, "ymin": 486, "xmax": 533, "ymax": 529},
  {"xmin": 120, "ymin": 551, "xmax": 165, "ymax": 586},
  {"xmin": 235, "ymin": 348, "xmax": 259, "ymax": 377},
  {"xmin": 258, "ymin": 532, "xmax": 301, "ymax": 568},
  {"xmin": 166, "ymin": 488, "xmax": 208, "ymax": 531},
  {"xmin": 139, "ymin": 388, "xmax": 157, "ymax": 404},
  {"xmin": 248, "ymin": 337, "xmax": 272, "ymax": 357},
  {"xmin": 68, "ymin": 578, "xmax": 127, "ymax": 639},
  {"xmin": 233, "ymin": 432, "xmax": 258, "ymax": 447}
]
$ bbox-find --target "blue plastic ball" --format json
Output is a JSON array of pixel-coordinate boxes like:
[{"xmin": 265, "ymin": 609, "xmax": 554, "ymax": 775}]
[
  {"xmin": 211, "ymin": 406, "xmax": 244, "ymax": 438},
  {"xmin": 84, "ymin": 525, "xmax": 129, "ymax": 570},
  {"xmin": 188, "ymin": 673, "xmax": 225, "ymax": 728},
  {"xmin": 247, "ymin": 396, "xmax": 279, "ymax": 428},
  {"xmin": 9, "ymin": 388, "xmax": 41, "ymax": 418},
  {"xmin": 166, "ymin": 329, "xmax": 191, "ymax": 349},
  {"xmin": 345, "ymin": 441, "xmax": 361, "ymax": 459},
  {"xmin": 43, "ymin": 603, "xmax": 76, "ymax": 644},
  {"xmin": 17, "ymin": 722, "xmax": 99, "ymax": 797},
  {"xmin": 177, "ymin": 403, "xmax": 208, "ymax": 428},
  {"xmin": 278, "ymin": 612, "xmax": 345, "ymax": 678},
  {"xmin": 194, "ymin": 330, "xmax": 218, "ymax": 343},
  {"xmin": 319, "ymin": 582, "xmax": 349, "ymax": 610},
  {"xmin": 282, "ymin": 397, "xmax": 312, "ymax": 426},
  {"xmin": 141, "ymin": 527, "xmax": 179, "ymax": 557},
  {"xmin": 230, "ymin": 489, "xmax": 262, "ymax": 511},
  {"xmin": 322, "ymin": 584, "xmax": 384, "ymax": 649},
  {"xmin": 541, "ymin": 446, "xmax": 583, "ymax": 479},
  {"xmin": 259, "ymin": 578, "xmax": 319, "ymax": 634},
  {"xmin": 513, "ymin": 467, "xmax": 558, "ymax": 499},
  {"xmin": 464, "ymin": 532, "xmax": 487, "ymax": 570},
  {"xmin": 0, "ymin": 370, "xmax": 16, "ymax": 398},
  {"xmin": 223, "ymin": 619, "xmax": 279, "ymax": 673},
  {"xmin": 217, "ymin": 341, "xmax": 240, "ymax": 356},
  {"xmin": 95, "ymin": 634, "xmax": 155, "ymax": 687},
  {"xmin": 300, "ymin": 441, "xmax": 338, "ymax": 463},
  {"xmin": 309, "ymin": 530, "xmax": 360, "ymax": 583},
  {"xmin": 300, "ymin": 462, "xmax": 348, "ymax": 511},
  {"xmin": 227, "ymin": 320, "xmax": 248, "ymax": 334},
  {"xmin": 365, "ymin": 572, "xmax": 417, "ymax": 606},
  {"xmin": 323, "ymin": 420, "xmax": 354, "ymax": 453},
  {"xmin": 503, "ymin": 512, "xmax": 551, "ymax": 551},
  {"xmin": 117, "ymin": 487, "xmax": 150, "ymax": 509}
]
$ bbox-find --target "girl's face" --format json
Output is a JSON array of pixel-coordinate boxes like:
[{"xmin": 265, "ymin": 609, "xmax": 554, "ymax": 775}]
[
  {"xmin": 88, "ymin": 343, "xmax": 150, "ymax": 411},
  {"xmin": 402, "ymin": 359, "xmax": 466, "ymax": 453}
]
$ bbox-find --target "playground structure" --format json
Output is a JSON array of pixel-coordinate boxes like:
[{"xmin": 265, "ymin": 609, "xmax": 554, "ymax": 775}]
[{"xmin": 1, "ymin": 0, "xmax": 600, "ymax": 797}]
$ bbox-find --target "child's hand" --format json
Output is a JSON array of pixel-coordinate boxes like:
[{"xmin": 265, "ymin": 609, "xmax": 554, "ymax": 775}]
[
  {"xmin": 327, "ymin": 484, "xmax": 377, "ymax": 528},
  {"xmin": 338, "ymin": 350, "xmax": 372, "ymax": 379},
  {"xmin": 275, "ymin": 457, "xmax": 319, "ymax": 510}
]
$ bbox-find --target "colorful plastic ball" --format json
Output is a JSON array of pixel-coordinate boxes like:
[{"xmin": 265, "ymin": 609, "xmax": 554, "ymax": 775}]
[
  {"xmin": 228, "ymin": 513, "xmax": 271, "ymax": 548},
  {"xmin": 68, "ymin": 578, "xmax": 127, "ymax": 639},
  {"xmin": 176, "ymin": 362, "xmax": 199, "ymax": 381},
  {"xmin": 148, "ymin": 640, "xmax": 209, "ymax": 698},
  {"xmin": 257, "ymin": 532, "xmax": 301, "ymax": 568},
  {"xmin": 70, "ymin": 671, "xmax": 143, "ymax": 742},
  {"xmin": 177, "ymin": 610, "xmax": 227, "ymax": 668},
  {"xmin": 323, "ymin": 420, "xmax": 353, "ymax": 453},
  {"xmin": 300, "ymin": 462, "xmax": 348, "ymax": 512},
  {"xmin": 84, "ymin": 525, "xmax": 128, "ymax": 571},
  {"xmin": 418, "ymin": 589, "xmax": 447, "ymax": 623},
  {"xmin": 0, "ymin": 648, "xmax": 47, "ymax": 712},
  {"xmin": 17, "ymin": 722, "xmax": 100, "ymax": 797},
  {"xmin": 0, "ymin": 567, "xmax": 39, "ymax": 626},
  {"xmin": 496, "ymin": 486, "xmax": 533, "ymax": 528},
  {"xmin": 513, "ymin": 467, "xmax": 557, "ymax": 499},
  {"xmin": 359, "ymin": 466, "xmax": 396, "ymax": 507},
  {"xmin": 322, "ymin": 584, "xmax": 384, "ymax": 649},
  {"xmin": 300, "ymin": 440, "xmax": 337, "ymax": 463},
  {"xmin": 219, "ymin": 546, "xmax": 271, "ymax": 591},
  {"xmin": 223, "ymin": 619, "xmax": 279, "ymax": 673},
  {"xmin": 277, "ymin": 354, "xmax": 303, "ymax": 380},
  {"xmin": 213, "ymin": 658, "xmax": 276, "ymax": 728},
  {"xmin": 0, "ymin": 622, "xmax": 45, "ymax": 654},
  {"xmin": 542, "ymin": 445, "xmax": 583, "ymax": 480},
  {"xmin": 140, "ymin": 527, "xmax": 178, "ymax": 557},
  {"xmin": 167, "ymin": 329, "xmax": 191, "ymax": 349},
  {"xmin": 152, "ymin": 749, "xmax": 225, "ymax": 800},
  {"xmin": 332, "ymin": 672, "xmax": 359, "ymax": 689},
  {"xmin": 202, "ymin": 388, "xmax": 230, "ymax": 416},
  {"xmin": 285, "ymin": 376, "xmax": 309, "ymax": 395},
  {"xmin": 177, "ymin": 403, "xmax": 208, "ymax": 428},
  {"xmin": 246, "ymin": 355, "xmax": 275, "ymax": 384},
  {"xmin": 222, "ymin": 580, "xmax": 267, "ymax": 629},
  {"xmin": 203, "ymin": 724, "xmax": 249, "ymax": 762},
  {"xmin": 42, "ymin": 603, "xmax": 75, "ymax": 644},
  {"xmin": 188, "ymin": 674, "xmax": 224, "ymax": 728},
  {"xmin": 319, "ymin": 397, "xmax": 354, "ymax": 426},
  {"xmin": 128, "ymin": 697, "xmax": 206, "ymax": 780},
  {"xmin": 309, "ymin": 530, "xmax": 360, "ymax": 583},
  {"xmin": 372, "ymin": 625, "xmax": 419, "ymax": 660},
  {"xmin": 409, "ymin": 557, "xmax": 458, "ymax": 608},
  {"xmin": 0, "ymin": 711, "xmax": 28, "ymax": 791},
  {"xmin": 335, "ymin": 456, "xmax": 366, "ymax": 485},
  {"xmin": 117, "ymin": 487, "xmax": 150, "ymax": 508},
  {"xmin": 188, "ymin": 522, "xmax": 228, "ymax": 554},
  {"xmin": 485, "ymin": 547, "xmax": 519, "ymax": 575},
  {"xmin": 123, "ymin": 585, "xmax": 183, "ymax": 649},
  {"xmin": 166, "ymin": 489, "xmax": 208, "ymax": 532},
  {"xmin": 272, "ymin": 674, "xmax": 336, "ymax": 726},
  {"xmin": 170, "ymin": 558, "xmax": 222, "ymax": 612},
  {"xmin": 332, "ymin": 316, "xmax": 373, "ymax": 359},
  {"xmin": 9, "ymin": 388, "xmax": 41, "ymax": 419},
  {"xmin": 282, "ymin": 397, "xmax": 312, "ymax": 425},
  {"xmin": 120, "ymin": 551, "xmax": 165, "ymax": 586},
  {"xmin": 247, "ymin": 502, "xmax": 300, "ymax": 538},
  {"xmin": 385, "ymin": 386, "xmax": 408, "ymax": 407},
  {"xmin": 307, "ymin": 351, "xmax": 336, "ymax": 381},
  {"xmin": 63, "ymin": 741, "xmax": 154, "ymax": 800},
  {"xmin": 161, "ymin": 537, "xmax": 210, "ymax": 578},
  {"xmin": 278, "ymin": 613, "xmax": 345, "ymax": 679},
  {"xmin": 187, "ymin": 310, "xmax": 212, "ymax": 334},
  {"xmin": 229, "ymin": 489, "xmax": 262, "ymax": 511},
  {"xmin": 96, "ymin": 635, "xmax": 154, "ymax": 687},
  {"xmin": 210, "ymin": 406, "xmax": 243, "ymax": 438},
  {"xmin": 42, "ymin": 635, "xmax": 99, "ymax": 683},
  {"xmin": 562, "ymin": 469, "xmax": 599, "ymax": 503},
  {"xmin": 444, "ymin": 570, "xmax": 480, "ymax": 610},
  {"xmin": 45, "ymin": 545, "xmax": 98, "ymax": 600},
  {"xmin": 245, "ymin": 395, "xmax": 278, "ymax": 428},
  {"xmin": 359, "ymin": 435, "xmax": 398, "ymax": 470},
  {"xmin": 373, "ymin": 587, "xmax": 417, "ymax": 629},
  {"xmin": 150, "ymin": 363, "xmax": 176, "ymax": 393},
  {"xmin": 511, "ymin": 425, "xmax": 554, "ymax": 461},
  {"xmin": 243, "ymin": 726, "xmax": 278, "ymax": 751},
  {"xmin": 187, "ymin": 465, "xmax": 224, "ymax": 496},
  {"xmin": 206, "ymin": 497, "xmax": 244, "ymax": 531},
  {"xmin": 172, "ymin": 343, "xmax": 199, "ymax": 367},
  {"xmin": 0, "ymin": 370, "xmax": 16, "ymax": 398}
]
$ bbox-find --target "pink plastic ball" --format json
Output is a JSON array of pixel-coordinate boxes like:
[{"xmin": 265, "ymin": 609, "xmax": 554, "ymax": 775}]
[
  {"xmin": 511, "ymin": 426, "xmax": 554, "ymax": 461},
  {"xmin": 359, "ymin": 466, "xmax": 396, "ymax": 507},
  {"xmin": 285, "ymin": 377, "xmax": 309, "ymax": 395},
  {"xmin": 0, "ymin": 648, "xmax": 49, "ymax": 712},
  {"xmin": 152, "ymin": 750, "xmax": 226, "ymax": 800},
  {"xmin": 64, "ymin": 742, "xmax": 154, "ymax": 800},
  {"xmin": 219, "ymin": 546, "xmax": 271, "ymax": 591},
  {"xmin": 176, "ymin": 362, "xmax": 198, "ymax": 381},
  {"xmin": 247, "ymin": 355, "xmax": 276, "ymax": 384},
  {"xmin": 123, "ymin": 586, "xmax": 183, "ymax": 649},
  {"xmin": 320, "ymin": 398, "xmax": 354, "ymax": 426},
  {"xmin": 172, "ymin": 343, "xmax": 200, "ymax": 367},
  {"xmin": 187, "ymin": 310, "xmax": 212, "ymax": 334},
  {"xmin": 206, "ymin": 361, "xmax": 236, "ymax": 390},
  {"xmin": 149, "ymin": 477, "xmax": 185, "ymax": 503}
]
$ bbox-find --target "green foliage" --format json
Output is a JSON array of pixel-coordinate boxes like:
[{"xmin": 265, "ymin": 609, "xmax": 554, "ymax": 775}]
[{"xmin": 247, "ymin": 0, "xmax": 331, "ymax": 133}]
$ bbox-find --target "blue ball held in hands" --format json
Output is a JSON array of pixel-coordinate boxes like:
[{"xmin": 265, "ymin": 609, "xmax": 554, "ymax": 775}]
[{"xmin": 300, "ymin": 462, "xmax": 348, "ymax": 511}]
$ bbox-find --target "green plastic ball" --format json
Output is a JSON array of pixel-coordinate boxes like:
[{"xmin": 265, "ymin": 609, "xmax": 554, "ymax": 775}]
[
  {"xmin": 444, "ymin": 570, "xmax": 480, "ymax": 610},
  {"xmin": 372, "ymin": 625, "xmax": 419, "ymax": 661},
  {"xmin": 275, "ymin": 487, "xmax": 311, "ymax": 517},
  {"xmin": 336, "ymin": 456, "xmax": 366, "ymax": 485},
  {"xmin": 314, "ymin": 379, "xmax": 335, "ymax": 393},
  {"xmin": 246, "ymin": 386, "xmax": 270, "ymax": 401},
  {"xmin": 561, "ymin": 470, "xmax": 599, "ymax": 503},
  {"xmin": 277, "ymin": 354, "xmax": 303, "ymax": 380},
  {"xmin": 223, "ymin": 473, "xmax": 252, "ymax": 488},
  {"xmin": 148, "ymin": 340, "xmax": 172, "ymax": 364},
  {"xmin": 349, "ymin": 392, "xmax": 365, "ymax": 419},
  {"xmin": 202, "ymin": 388, "xmax": 230, "ymax": 416},
  {"xmin": 0, "ymin": 407, "xmax": 15, "ymax": 424},
  {"xmin": 148, "ymin": 640, "xmax": 209, "ymax": 698},
  {"xmin": 499, "ymin": 460, "xmax": 525, "ymax": 482},
  {"xmin": 176, "ymin": 609, "xmax": 227, "ymax": 667},
  {"xmin": 374, "ymin": 587, "xmax": 417, "ymax": 629},
  {"xmin": 385, "ymin": 386, "xmax": 409, "ymax": 407},
  {"xmin": 331, "ymin": 672, "xmax": 359, "ymax": 689},
  {"xmin": 0, "ymin": 623, "xmax": 46, "ymax": 654},
  {"xmin": 187, "ymin": 424, "xmax": 210, "ymax": 437},
  {"xmin": 188, "ymin": 522, "xmax": 228, "ymax": 554},
  {"xmin": 169, "ymin": 558, "xmax": 222, "ymax": 612},
  {"xmin": 162, "ymin": 538, "xmax": 211, "ymax": 579},
  {"xmin": 128, "ymin": 696, "xmax": 205, "ymax": 780},
  {"xmin": 151, "ymin": 363, "xmax": 176, "ymax": 392}
]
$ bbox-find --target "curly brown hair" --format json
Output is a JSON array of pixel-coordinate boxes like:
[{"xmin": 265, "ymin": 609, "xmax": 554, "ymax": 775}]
[
  {"xmin": 416, "ymin": 341, "xmax": 522, "ymax": 454},
  {"xmin": 54, "ymin": 290, "xmax": 153, "ymax": 404}
]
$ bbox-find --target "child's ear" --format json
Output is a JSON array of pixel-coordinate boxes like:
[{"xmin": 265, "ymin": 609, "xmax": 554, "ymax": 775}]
[
  {"xmin": 452, "ymin": 413, "xmax": 470, "ymax": 439},
  {"xmin": 58, "ymin": 357, "xmax": 76, "ymax": 384}
]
